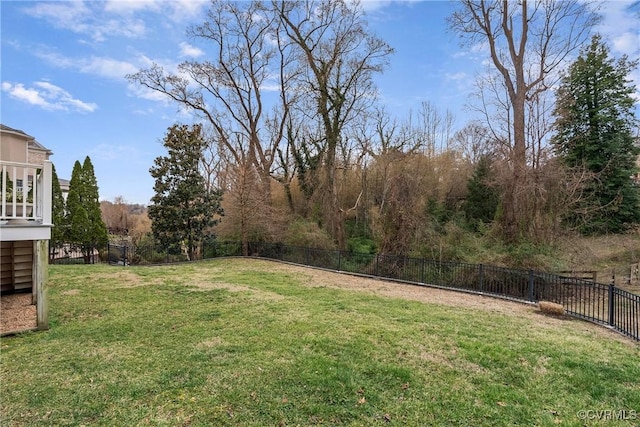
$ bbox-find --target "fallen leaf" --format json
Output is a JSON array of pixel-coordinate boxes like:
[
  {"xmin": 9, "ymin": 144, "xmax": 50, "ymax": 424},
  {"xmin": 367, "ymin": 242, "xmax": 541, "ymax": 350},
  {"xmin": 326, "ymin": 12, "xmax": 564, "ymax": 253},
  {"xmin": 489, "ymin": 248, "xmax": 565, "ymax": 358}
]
[
  {"xmin": 357, "ymin": 397, "xmax": 366, "ymax": 405},
  {"xmin": 401, "ymin": 383, "xmax": 409, "ymax": 390},
  {"xmin": 383, "ymin": 413, "xmax": 392, "ymax": 422},
  {"xmin": 497, "ymin": 401, "xmax": 507, "ymax": 407},
  {"xmin": 282, "ymin": 396, "xmax": 288, "ymax": 404}
]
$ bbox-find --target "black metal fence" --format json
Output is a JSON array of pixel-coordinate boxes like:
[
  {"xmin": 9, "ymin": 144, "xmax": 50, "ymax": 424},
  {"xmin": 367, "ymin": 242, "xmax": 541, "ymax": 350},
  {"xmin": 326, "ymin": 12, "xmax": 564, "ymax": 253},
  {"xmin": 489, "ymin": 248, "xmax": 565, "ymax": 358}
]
[{"xmin": 103, "ymin": 241, "xmax": 640, "ymax": 341}]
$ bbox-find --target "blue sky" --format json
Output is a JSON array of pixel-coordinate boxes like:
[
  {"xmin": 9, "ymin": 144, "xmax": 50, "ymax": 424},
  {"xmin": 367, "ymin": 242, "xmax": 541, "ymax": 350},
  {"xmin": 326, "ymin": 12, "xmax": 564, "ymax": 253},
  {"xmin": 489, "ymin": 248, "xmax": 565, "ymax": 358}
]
[{"xmin": 1, "ymin": 0, "xmax": 638, "ymax": 205}]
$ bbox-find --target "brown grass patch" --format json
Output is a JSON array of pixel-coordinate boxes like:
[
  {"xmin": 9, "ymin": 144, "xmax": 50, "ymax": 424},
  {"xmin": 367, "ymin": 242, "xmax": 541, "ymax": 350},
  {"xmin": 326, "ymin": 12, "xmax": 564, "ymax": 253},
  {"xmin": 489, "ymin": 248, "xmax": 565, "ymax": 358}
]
[
  {"xmin": 196, "ymin": 337, "xmax": 226, "ymax": 349},
  {"xmin": 90, "ymin": 271, "xmax": 147, "ymax": 287},
  {"xmin": 180, "ymin": 270, "xmax": 286, "ymax": 301},
  {"xmin": 538, "ymin": 301, "xmax": 566, "ymax": 317}
]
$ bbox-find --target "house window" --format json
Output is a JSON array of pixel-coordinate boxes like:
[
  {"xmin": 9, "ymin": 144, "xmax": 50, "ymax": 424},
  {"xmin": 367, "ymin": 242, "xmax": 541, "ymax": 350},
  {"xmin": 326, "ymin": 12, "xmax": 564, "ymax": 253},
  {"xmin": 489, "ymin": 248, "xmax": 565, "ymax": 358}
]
[{"xmin": 16, "ymin": 179, "xmax": 24, "ymax": 199}]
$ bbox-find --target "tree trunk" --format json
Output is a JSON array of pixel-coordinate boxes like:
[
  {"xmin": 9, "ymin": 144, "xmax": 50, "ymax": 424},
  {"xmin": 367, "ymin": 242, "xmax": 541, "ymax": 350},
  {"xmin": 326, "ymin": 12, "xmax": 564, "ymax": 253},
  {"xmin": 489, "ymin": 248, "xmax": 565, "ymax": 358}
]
[{"xmin": 503, "ymin": 96, "xmax": 528, "ymax": 243}]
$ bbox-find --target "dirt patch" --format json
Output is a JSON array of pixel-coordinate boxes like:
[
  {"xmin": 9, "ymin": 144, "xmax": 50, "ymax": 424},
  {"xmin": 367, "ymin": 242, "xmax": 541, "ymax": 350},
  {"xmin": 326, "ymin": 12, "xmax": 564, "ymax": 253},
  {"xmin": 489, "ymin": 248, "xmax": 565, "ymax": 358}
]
[
  {"xmin": 90, "ymin": 271, "xmax": 146, "ymax": 287},
  {"xmin": 183, "ymin": 271, "xmax": 286, "ymax": 301},
  {"xmin": 1, "ymin": 294, "xmax": 36, "ymax": 334},
  {"xmin": 196, "ymin": 337, "xmax": 226, "ymax": 349},
  {"xmin": 273, "ymin": 261, "xmax": 533, "ymax": 315}
]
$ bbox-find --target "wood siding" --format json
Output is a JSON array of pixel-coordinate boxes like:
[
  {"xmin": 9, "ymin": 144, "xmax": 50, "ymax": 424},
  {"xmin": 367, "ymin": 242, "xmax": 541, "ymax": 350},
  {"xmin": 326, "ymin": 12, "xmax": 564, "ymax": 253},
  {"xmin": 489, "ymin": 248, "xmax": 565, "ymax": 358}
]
[{"xmin": 0, "ymin": 241, "xmax": 33, "ymax": 293}]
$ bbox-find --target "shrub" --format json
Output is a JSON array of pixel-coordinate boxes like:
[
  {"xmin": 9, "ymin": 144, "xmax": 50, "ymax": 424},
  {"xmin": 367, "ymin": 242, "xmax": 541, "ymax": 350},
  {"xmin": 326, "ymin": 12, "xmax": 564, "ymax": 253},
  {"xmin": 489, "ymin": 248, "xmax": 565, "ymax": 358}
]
[{"xmin": 284, "ymin": 218, "xmax": 336, "ymax": 250}]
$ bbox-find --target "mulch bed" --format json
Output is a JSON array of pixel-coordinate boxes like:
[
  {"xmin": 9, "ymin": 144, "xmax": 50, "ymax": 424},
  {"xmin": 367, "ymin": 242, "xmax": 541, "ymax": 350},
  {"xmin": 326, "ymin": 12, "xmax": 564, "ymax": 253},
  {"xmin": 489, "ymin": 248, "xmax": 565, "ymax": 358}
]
[{"xmin": 1, "ymin": 293, "xmax": 37, "ymax": 335}]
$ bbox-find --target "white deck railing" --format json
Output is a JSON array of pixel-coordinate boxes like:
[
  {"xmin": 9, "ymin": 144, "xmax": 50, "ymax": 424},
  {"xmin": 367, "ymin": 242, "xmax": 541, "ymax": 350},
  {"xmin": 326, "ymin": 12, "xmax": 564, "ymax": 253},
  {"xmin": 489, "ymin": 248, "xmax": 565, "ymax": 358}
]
[{"xmin": 0, "ymin": 160, "xmax": 52, "ymax": 225}]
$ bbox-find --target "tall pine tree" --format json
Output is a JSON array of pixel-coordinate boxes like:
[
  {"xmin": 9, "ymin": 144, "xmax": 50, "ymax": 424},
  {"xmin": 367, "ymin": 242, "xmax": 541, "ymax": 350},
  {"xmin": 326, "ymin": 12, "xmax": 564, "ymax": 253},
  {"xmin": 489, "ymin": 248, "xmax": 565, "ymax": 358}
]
[
  {"xmin": 149, "ymin": 124, "xmax": 223, "ymax": 260},
  {"xmin": 552, "ymin": 34, "xmax": 640, "ymax": 234},
  {"xmin": 81, "ymin": 157, "xmax": 108, "ymax": 250},
  {"xmin": 65, "ymin": 157, "xmax": 108, "ymax": 262},
  {"xmin": 66, "ymin": 161, "xmax": 87, "ymax": 244}
]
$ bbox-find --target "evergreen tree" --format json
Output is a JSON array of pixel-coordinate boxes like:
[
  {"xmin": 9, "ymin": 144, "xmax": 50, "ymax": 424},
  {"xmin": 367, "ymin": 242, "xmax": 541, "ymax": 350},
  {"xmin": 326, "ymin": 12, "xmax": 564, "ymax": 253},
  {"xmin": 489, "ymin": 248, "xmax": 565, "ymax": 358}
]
[
  {"xmin": 149, "ymin": 124, "xmax": 223, "ymax": 260},
  {"xmin": 463, "ymin": 155, "xmax": 499, "ymax": 231},
  {"xmin": 552, "ymin": 34, "xmax": 640, "ymax": 234},
  {"xmin": 81, "ymin": 157, "xmax": 108, "ymax": 249},
  {"xmin": 65, "ymin": 161, "xmax": 86, "ymax": 243},
  {"xmin": 49, "ymin": 164, "xmax": 66, "ymax": 262},
  {"xmin": 65, "ymin": 157, "xmax": 108, "ymax": 262}
]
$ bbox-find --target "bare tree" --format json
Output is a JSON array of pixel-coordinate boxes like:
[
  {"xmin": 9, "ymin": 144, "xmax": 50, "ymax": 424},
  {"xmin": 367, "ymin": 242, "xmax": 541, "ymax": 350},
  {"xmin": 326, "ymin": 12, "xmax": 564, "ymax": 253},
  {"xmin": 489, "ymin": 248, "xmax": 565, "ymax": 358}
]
[
  {"xmin": 415, "ymin": 101, "xmax": 455, "ymax": 157},
  {"xmin": 449, "ymin": 0, "xmax": 599, "ymax": 242},
  {"xmin": 452, "ymin": 121, "xmax": 493, "ymax": 165},
  {"xmin": 100, "ymin": 197, "xmax": 130, "ymax": 234},
  {"xmin": 128, "ymin": 1, "xmax": 298, "ymax": 253},
  {"xmin": 274, "ymin": 0, "xmax": 393, "ymax": 248}
]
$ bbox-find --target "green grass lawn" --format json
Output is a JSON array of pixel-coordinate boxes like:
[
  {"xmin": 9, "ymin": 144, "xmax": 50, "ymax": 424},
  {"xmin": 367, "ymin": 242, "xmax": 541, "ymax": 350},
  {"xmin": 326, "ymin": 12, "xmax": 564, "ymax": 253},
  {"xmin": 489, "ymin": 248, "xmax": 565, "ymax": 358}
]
[{"xmin": 1, "ymin": 259, "xmax": 639, "ymax": 426}]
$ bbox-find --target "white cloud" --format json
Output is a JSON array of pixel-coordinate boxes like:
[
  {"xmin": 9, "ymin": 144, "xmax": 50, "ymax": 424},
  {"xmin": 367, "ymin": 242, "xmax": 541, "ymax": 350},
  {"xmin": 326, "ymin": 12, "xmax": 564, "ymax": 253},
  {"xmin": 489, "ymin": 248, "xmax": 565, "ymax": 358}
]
[
  {"xmin": 612, "ymin": 32, "xmax": 639, "ymax": 57},
  {"xmin": 167, "ymin": 0, "xmax": 210, "ymax": 21},
  {"xmin": 104, "ymin": 0, "xmax": 207, "ymax": 22},
  {"xmin": 2, "ymin": 82, "xmax": 54, "ymax": 109},
  {"xmin": 126, "ymin": 82, "xmax": 172, "ymax": 103},
  {"xmin": 103, "ymin": 0, "xmax": 159, "ymax": 14},
  {"xmin": 260, "ymin": 83, "xmax": 282, "ymax": 92},
  {"xmin": 23, "ymin": 0, "xmax": 208, "ymax": 45},
  {"xmin": 597, "ymin": 1, "xmax": 640, "ymax": 55},
  {"xmin": 23, "ymin": 1, "xmax": 147, "ymax": 42},
  {"xmin": 90, "ymin": 143, "xmax": 141, "ymax": 161},
  {"xmin": 35, "ymin": 51, "xmax": 141, "ymax": 80},
  {"xmin": 357, "ymin": 0, "xmax": 422, "ymax": 13},
  {"xmin": 179, "ymin": 42, "xmax": 204, "ymax": 58},
  {"xmin": 445, "ymin": 72, "xmax": 468, "ymax": 81},
  {"xmin": 80, "ymin": 57, "xmax": 140, "ymax": 79},
  {"xmin": 24, "ymin": 2, "xmax": 91, "ymax": 30},
  {"xmin": 2, "ymin": 81, "xmax": 98, "ymax": 113},
  {"xmin": 359, "ymin": 1, "xmax": 392, "ymax": 12},
  {"xmin": 451, "ymin": 41, "xmax": 489, "ymax": 60}
]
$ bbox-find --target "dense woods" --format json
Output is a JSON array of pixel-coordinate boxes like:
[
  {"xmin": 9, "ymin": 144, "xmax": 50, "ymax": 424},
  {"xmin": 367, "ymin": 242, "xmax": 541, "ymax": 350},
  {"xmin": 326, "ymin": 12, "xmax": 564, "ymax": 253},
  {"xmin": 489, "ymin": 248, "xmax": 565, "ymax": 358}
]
[{"xmin": 121, "ymin": 0, "xmax": 638, "ymax": 266}]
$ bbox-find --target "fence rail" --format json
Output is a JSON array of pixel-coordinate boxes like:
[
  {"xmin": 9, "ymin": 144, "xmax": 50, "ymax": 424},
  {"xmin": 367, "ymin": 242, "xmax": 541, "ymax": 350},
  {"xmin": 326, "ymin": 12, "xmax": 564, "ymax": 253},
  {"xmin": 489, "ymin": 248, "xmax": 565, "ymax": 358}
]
[{"xmin": 101, "ymin": 241, "xmax": 640, "ymax": 341}]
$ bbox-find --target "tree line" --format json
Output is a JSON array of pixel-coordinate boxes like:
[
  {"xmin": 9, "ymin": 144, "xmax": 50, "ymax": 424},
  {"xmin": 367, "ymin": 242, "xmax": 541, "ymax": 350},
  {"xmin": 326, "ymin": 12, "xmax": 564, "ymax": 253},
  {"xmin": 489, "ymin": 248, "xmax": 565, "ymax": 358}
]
[{"xmin": 128, "ymin": 0, "xmax": 639, "ymax": 262}]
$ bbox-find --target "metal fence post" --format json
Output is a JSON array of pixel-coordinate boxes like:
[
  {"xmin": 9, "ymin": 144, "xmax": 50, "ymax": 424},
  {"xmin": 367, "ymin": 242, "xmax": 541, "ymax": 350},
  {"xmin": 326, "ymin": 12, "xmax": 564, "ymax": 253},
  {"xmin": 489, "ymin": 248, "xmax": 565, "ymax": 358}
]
[
  {"xmin": 528, "ymin": 270, "xmax": 534, "ymax": 302},
  {"xmin": 420, "ymin": 258, "xmax": 426, "ymax": 284},
  {"xmin": 479, "ymin": 264, "xmax": 484, "ymax": 292},
  {"xmin": 123, "ymin": 245, "xmax": 127, "ymax": 267},
  {"xmin": 608, "ymin": 284, "xmax": 615, "ymax": 327}
]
